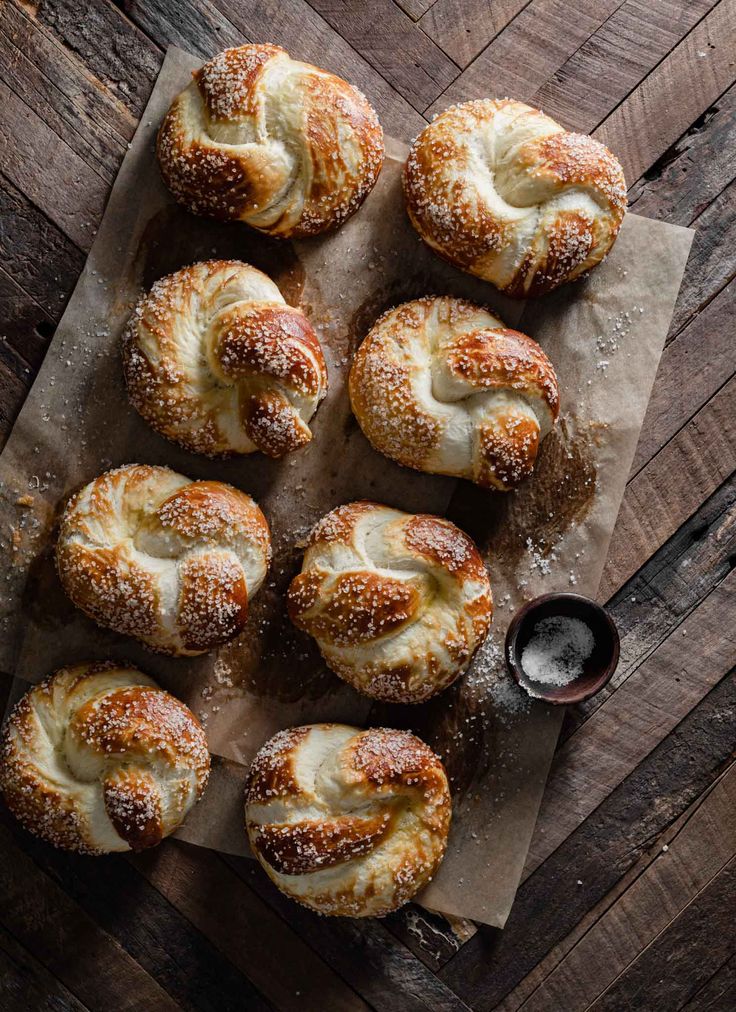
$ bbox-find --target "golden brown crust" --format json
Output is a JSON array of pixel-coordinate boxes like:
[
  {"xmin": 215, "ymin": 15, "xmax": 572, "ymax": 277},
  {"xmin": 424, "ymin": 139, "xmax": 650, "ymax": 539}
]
[
  {"xmin": 157, "ymin": 45, "xmax": 384, "ymax": 238},
  {"xmin": 122, "ymin": 260, "xmax": 328, "ymax": 459},
  {"xmin": 255, "ymin": 813, "xmax": 392, "ymax": 876},
  {"xmin": 58, "ymin": 544, "xmax": 160, "ymax": 641},
  {"xmin": 0, "ymin": 663, "xmax": 210, "ymax": 854},
  {"xmin": 287, "ymin": 502, "xmax": 492, "ymax": 703},
  {"xmin": 349, "ymin": 296, "xmax": 559, "ymax": 491},
  {"xmin": 102, "ymin": 768, "xmax": 163, "ymax": 851},
  {"xmin": 403, "ymin": 99, "xmax": 626, "ymax": 297},
  {"xmin": 246, "ymin": 726, "xmax": 310, "ymax": 803},
  {"xmin": 56, "ymin": 464, "xmax": 271, "ymax": 656},
  {"xmin": 245, "ymin": 724, "xmax": 451, "ymax": 916},
  {"xmin": 288, "ymin": 570, "xmax": 423, "ymax": 647},
  {"xmin": 403, "ymin": 513, "xmax": 490, "ymax": 580},
  {"xmin": 215, "ymin": 305, "xmax": 325, "ymax": 394}
]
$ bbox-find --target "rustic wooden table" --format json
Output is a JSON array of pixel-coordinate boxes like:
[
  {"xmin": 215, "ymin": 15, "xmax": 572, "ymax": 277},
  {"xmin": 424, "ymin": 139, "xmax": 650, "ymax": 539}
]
[{"xmin": 1, "ymin": 1, "xmax": 735, "ymax": 1010}]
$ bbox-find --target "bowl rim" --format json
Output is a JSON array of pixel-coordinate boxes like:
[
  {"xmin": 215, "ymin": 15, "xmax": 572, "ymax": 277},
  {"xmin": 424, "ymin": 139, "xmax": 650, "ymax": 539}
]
[{"xmin": 504, "ymin": 592, "xmax": 621, "ymax": 705}]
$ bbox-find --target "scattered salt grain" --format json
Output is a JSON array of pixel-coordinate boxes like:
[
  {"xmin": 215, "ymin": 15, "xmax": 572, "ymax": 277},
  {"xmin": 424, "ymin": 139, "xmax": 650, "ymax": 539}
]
[{"xmin": 521, "ymin": 615, "xmax": 595, "ymax": 687}]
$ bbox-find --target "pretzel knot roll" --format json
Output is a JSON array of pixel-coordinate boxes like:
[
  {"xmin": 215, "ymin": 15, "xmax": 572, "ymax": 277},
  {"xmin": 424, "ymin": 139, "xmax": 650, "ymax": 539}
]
[
  {"xmin": 122, "ymin": 261, "xmax": 328, "ymax": 458},
  {"xmin": 349, "ymin": 297, "xmax": 559, "ymax": 491},
  {"xmin": 56, "ymin": 464, "xmax": 271, "ymax": 656},
  {"xmin": 245, "ymin": 724, "xmax": 451, "ymax": 916},
  {"xmin": 404, "ymin": 99, "xmax": 626, "ymax": 297},
  {"xmin": 157, "ymin": 44, "xmax": 384, "ymax": 237},
  {"xmin": 287, "ymin": 502, "xmax": 493, "ymax": 702},
  {"xmin": 0, "ymin": 662, "xmax": 210, "ymax": 854}
]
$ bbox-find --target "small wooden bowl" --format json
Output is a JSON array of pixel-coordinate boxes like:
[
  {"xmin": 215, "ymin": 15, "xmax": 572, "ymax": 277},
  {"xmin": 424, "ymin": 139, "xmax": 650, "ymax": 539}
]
[{"xmin": 505, "ymin": 593, "xmax": 620, "ymax": 705}]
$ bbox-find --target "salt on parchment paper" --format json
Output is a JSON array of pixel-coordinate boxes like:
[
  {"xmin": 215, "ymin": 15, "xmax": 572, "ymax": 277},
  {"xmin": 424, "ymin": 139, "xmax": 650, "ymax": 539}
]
[{"xmin": 0, "ymin": 47, "xmax": 693, "ymax": 927}]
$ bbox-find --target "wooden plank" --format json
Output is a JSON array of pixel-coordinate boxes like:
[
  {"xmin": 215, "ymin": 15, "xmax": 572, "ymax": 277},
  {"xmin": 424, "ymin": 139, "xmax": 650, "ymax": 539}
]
[
  {"xmin": 0, "ymin": 924, "xmax": 88, "ymax": 1012},
  {"xmin": 533, "ymin": 0, "xmax": 719, "ymax": 134},
  {"xmin": 307, "ymin": 0, "xmax": 458, "ymax": 111},
  {"xmin": 0, "ymin": 820, "xmax": 180, "ymax": 1012},
  {"xmin": 28, "ymin": 0, "xmax": 163, "ymax": 117},
  {"xmin": 438, "ymin": 670, "xmax": 736, "ymax": 1008},
  {"xmin": 683, "ymin": 953, "xmax": 736, "ymax": 1011},
  {"xmin": 420, "ymin": 0, "xmax": 531, "ymax": 69},
  {"xmin": 0, "ymin": 313, "xmax": 35, "ymax": 382},
  {"xmin": 511, "ymin": 764, "xmax": 736, "ymax": 1010},
  {"xmin": 0, "ymin": 80, "xmax": 105, "ymax": 250},
  {"xmin": 668, "ymin": 174, "xmax": 736, "ymax": 338},
  {"xmin": 571, "ymin": 474, "xmax": 736, "ymax": 737},
  {"xmin": 0, "ymin": 175, "xmax": 85, "ymax": 310},
  {"xmin": 526, "ymin": 569, "xmax": 736, "ymax": 875},
  {"xmin": 0, "ymin": 349, "xmax": 30, "ymax": 447},
  {"xmin": 424, "ymin": 0, "xmax": 626, "ymax": 115},
  {"xmin": 0, "ymin": 809, "xmax": 272, "ymax": 1012},
  {"xmin": 0, "ymin": 266, "xmax": 52, "ymax": 372},
  {"xmin": 600, "ymin": 373, "xmax": 736, "ymax": 598},
  {"xmin": 629, "ymin": 79, "xmax": 736, "ymax": 226},
  {"xmin": 494, "ymin": 768, "xmax": 734, "ymax": 1012},
  {"xmin": 631, "ymin": 278, "xmax": 736, "ymax": 475},
  {"xmin": 589, "ymin": 857, "xmax": 736, "ymax": 1010},
  {"xmin": 132, "ymin": 843, "xmax": 370, "ymax": 1012},
  {"xmin": 226, "ymin": 853, "xmax": 473, "ymax": 1012},
  {"xmin": 394, "ymin": 0, "xmax": 437, "ymax": 20},
  {"xmin": 1, "ymin": 2, "xmax": 134, "ymax": 181},
  {"xmin": 594, "ymin": 0, "xmax": 736, "ymax": 184},
  {"xmin": 122, "ymin": 0, "xmax": 246, "ymax": 54}
]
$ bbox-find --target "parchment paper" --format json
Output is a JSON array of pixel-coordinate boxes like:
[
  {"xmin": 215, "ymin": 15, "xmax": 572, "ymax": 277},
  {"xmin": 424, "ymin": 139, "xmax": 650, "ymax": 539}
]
[{"xmin": 0, "ymin": 47, "xmax": 693, "ymax": 927}]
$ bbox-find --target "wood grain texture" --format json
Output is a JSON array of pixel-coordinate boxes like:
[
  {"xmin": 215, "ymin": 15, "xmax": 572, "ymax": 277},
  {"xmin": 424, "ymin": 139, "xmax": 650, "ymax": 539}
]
[
  {"xmin": 0, "ymin": 343, "xmax": 31, "ymax": 446},
  {"xmin": 630, "ymin": 277, "xmax": 735, "ymax": 475},
  {"xmin": 227, "ymin": 853, "xmax": 473, "ymax": 1012},
  {"xmin": 668, "ymin": 174, "xmax": 736, "ymax": 337},
  {"xmin": 629, "ymin": 80, "xmax": 736, "ymax": 225},
  {"xmin": 533, "ymin": 0, "xmax": 719, "ymax": 133},
  {"xmin": 31, "ymin": 0, "xmax": 163, "ymax": 116},
  {"xmin": 121, "ymin": 0, "xmax": 247, "ymax": 54},
  {"xmin": 308, "ymin": 0, "xmax": 458, "ymax": 110},
  {"xmin": 526, "ymin": 569, "xmax": 736, "ymax": 874},
  {"xmin": 0, "ymin": 175, "xmax": 85, "ymax": 310},
  {"xmin": 0, "ymin": 925, "xmax": 88, "ymax": 1012},
  {"xmin": 590, "ymin": 856, "xmax": 736, "ymax": 1010},
  {"xmin": 515, "ymin": 764, "xmax": 736, "ymax": 1010},
  {"xmin": 420, "ymin": 0, "xmax": 530, "ymax": 67},
  {"xmin": 0, "ymin": 803, "xmax": 276, "ymax": 1012},
  {"xmin": 0, "ymin": 2, "xmax": 135, "ymax": 170},
  {"xmin": 394, "ymin": 0, "xmax": 437, "ymax": 19},
  {"xmin": 683, "ymin": 953, "xmax": 736, "ymax": 1011},
  {"xmin": 0, "ymin": 818, "xmax": 181, "ymax": 1012},
  {"xmin": 425, "ymin": 0, "xmax": 624, "ymax": 115},
  {"xmin": 0, "ymin": 79, "xmax": 106, "ymax": 249},
  {"xmin": 601, "ymin": 373, "xmax": 736, "ymax": 597},
  {"xmin": 572, "ymin": 473, "xmax": 736, "ymax": 736},
  {"xmin": 132, "ymin": 843, "xmax": 368, "ymax": 1012},
  {"xmin": 439, "ymin": 671, "xmax": 736, "ymax": 1008},
  {"xmin": 0, "ymin": 267, "xmax": 53, "ymax": 373},
  {"xmin": 496, "ymin": 761, "xmax": 736, "ymax": 1012},
  {"xmin": 594, "ymin": 0, "xmax": 736, "ymax": 183}
]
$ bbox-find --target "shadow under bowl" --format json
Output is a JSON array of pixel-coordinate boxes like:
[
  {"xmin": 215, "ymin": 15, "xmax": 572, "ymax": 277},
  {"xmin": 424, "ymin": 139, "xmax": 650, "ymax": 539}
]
[{"xmin": 505, "ymin": 593, "xmax": 620, "ymax": 705}]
